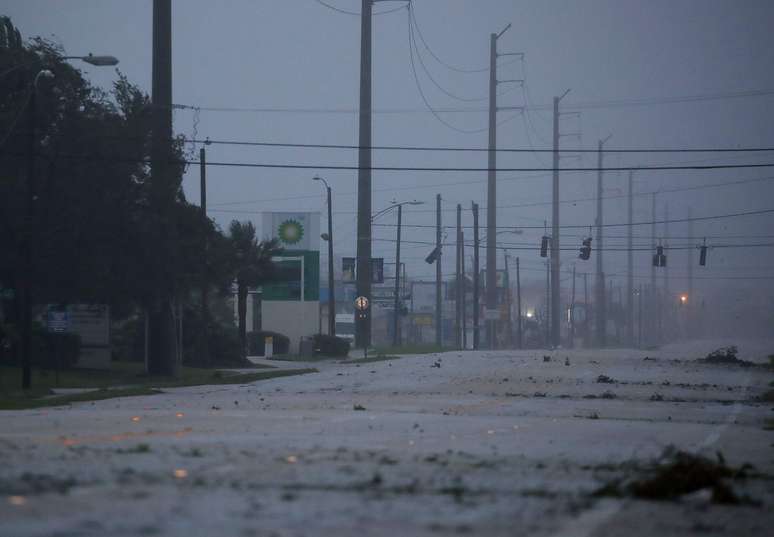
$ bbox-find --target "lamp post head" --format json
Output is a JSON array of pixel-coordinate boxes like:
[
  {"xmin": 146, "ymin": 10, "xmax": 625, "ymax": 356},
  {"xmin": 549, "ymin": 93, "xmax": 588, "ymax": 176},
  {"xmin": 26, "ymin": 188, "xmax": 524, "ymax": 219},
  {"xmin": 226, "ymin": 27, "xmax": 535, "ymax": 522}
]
[
  {"xmin": 321, "ymin": 233, "xmax": 330, "ymax": 241},
  {"xmin": 81, "ymin": 54, "xmax": 119, "ymax": 67}
]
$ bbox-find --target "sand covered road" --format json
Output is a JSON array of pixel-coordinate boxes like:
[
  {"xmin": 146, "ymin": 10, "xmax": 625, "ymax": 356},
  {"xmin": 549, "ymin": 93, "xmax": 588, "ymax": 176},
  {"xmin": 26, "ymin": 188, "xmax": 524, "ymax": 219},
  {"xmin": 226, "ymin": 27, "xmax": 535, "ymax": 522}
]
[{"xmin": 1, "ymin": 340, "xmax": 772, "ymax": 536}]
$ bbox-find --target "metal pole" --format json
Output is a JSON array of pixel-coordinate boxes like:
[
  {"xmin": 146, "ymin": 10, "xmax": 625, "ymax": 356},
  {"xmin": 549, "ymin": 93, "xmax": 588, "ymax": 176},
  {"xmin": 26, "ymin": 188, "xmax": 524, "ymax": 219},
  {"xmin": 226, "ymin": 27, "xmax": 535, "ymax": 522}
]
[
  {"xmin": 435, "ymin": 194, "xmax": 442, "ymax": 347},
  {"xmin": 570, "ymin": 264, "xmax": 576, "ymax": 348},
  {"xmin": 583, "ymin": 272, "xmax": 588, "ymax": 347},
  {"xmin": 687, "ymin": 206, "xmax": 693, "ymax": 338},
  {"xmin": 638, "ymin": 283, "xmax": 643, "ymax": 347},
  {"xmin": 505, "ymin": 252, "xmax": 513, "ymax": 348},
  {"xmin": 392, "ymin": 204, "xmax": 401, "ymax": 346},
  {"xmin": 486, "ymin": 33, "xmax": 498, "ymax": 350},
  {"xmin": 327, "ymin": 185, "xmax": 336, "ymax": 336},
  {"xmin": 627, "ymin": 170, "xmax": 634, "ymax": 346},
  {"xmin": 651, "ymin": 192, "xmax": 657, "ymax": 344},
  {"xmin": 545, "ymin": 259, "xmax": 551, "ymax": 348},
  {"xmin": 200, "ymin": 147, "xmax": 210, "ymax": 365},
  {"xmin": 461, "ymin": 231, "xmax": 467, "ymax": 349},
  {"xmin": 472, "ymin": 202, "xmax": 480, "ymax": 349},
  {"xmin": 456, "ymin": 203, "xmax": 462, "ymax": 349},
  {"xmin": 663, "ymin": 202, "xmax": 670, "ymax": 342},
  {"xmin": 595, "ymin": 138, "xmax": 607, "ymax": 347},
  {"xmin": 516, "ymin": 257, "xmax": 522, "ymax": 349},
  {"xmin": 551, "ymin": 95, "xmax": 561, "ymax": 348},
  {"xmin": 355, "ymin": 0, "xmax": 372, "ymax": 349}
]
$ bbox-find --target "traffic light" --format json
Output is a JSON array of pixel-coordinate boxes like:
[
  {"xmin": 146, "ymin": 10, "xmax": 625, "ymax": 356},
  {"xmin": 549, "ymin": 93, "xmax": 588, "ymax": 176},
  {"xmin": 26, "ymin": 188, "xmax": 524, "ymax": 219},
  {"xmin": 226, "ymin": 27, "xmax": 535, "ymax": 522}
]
[
  {"xmin": 540, "ymin": 236, "xmax": 549, "ymax": 257},
  {"xmin": 654, "ymin": 245, "xmax": 666, "ymax": 267},
  {"xmin": 578, "ymin": 237, "xmax": 592, "ymax": 260},
  {"xmin": 425, "ymin": 245, "xmax": 441, "ymax": 264},
  {"xmin": 699, "ymin": 245, "xmax": 707, "ymax": 266}
]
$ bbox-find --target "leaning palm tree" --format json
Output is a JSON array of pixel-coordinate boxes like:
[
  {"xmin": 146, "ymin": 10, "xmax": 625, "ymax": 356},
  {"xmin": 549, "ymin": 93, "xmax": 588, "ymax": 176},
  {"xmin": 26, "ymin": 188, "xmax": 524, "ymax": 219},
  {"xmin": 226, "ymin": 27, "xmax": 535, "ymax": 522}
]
[{"xmin": 228, "ymin": 221, "xmax": 282, "ymax": 357}]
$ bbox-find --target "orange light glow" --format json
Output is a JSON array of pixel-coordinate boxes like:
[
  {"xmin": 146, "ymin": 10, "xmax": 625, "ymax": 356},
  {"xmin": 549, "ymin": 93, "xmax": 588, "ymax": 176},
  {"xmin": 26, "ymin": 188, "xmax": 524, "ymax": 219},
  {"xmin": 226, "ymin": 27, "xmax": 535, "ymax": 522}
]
[
  {"xmin": 131, "ymin": 416, "xmax": 141, "ymax": 422},
  {"xmin": 173, "ymin": 469, "xmax": 188, "ymax": 479},
  {"xmin": 8, "ymin": 495, "xmax": 26, "ymax": 506}
]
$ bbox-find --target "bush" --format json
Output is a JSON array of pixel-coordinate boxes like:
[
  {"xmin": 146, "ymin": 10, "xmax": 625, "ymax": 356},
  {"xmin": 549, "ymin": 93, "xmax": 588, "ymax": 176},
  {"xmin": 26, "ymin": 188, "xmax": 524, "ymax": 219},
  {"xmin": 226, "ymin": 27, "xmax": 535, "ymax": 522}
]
[
  {"xmin": 247, "ymin": 331, "xmax": 290, "ymax": 356},
  {"xmin": 312, "ymin": 333, "xmax": 350, "ymax": 357},
  {"xmin": 30, "ymin": 325, "xmax": 81, "ymax": 369}
]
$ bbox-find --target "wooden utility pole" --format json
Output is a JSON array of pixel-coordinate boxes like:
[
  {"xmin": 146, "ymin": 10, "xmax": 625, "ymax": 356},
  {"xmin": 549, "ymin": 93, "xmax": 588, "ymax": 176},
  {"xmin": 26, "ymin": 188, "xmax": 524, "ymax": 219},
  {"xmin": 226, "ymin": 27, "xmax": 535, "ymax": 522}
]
[
  {"xmin": 595, "ymin": 136, "xmax": 611, "ymax": 347},
  {"xmin": 355, "ymin": 0, "xmax": 373, "ymax": 350},
  {"xmin": 200, "ymin": 147, "xmax": 210, "ymax": 366},
  {"xmin": 461, "ymin": 231, "xmax": 467, "ymax": 349}
]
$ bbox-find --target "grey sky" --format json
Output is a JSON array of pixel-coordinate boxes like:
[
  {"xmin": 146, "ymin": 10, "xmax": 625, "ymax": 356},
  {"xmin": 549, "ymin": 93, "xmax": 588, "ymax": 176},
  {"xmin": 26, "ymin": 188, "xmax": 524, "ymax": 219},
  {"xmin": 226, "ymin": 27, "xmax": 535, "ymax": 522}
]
[{"xmin": 5, "ymin": 0, "xmax": 774, "ymax": 300}]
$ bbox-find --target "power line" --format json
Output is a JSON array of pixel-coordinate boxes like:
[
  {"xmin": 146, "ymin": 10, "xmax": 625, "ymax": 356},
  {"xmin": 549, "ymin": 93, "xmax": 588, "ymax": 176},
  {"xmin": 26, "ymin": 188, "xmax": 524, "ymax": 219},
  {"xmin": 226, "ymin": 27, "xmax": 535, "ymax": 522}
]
[
  {"xmin": 172, "ymin": 137, "xmax": 774, "ymax": 154},
  {"xmin": 371, "ymin": 207, "xmax": 774, "ymax": 230},
  {"xmin": 167, "ymin": 87, "xmax": 774, "ymax": 116},
  {"xmin": 313, "ymin": 0, "xmax": 408, "ymax": 16},
  {"xmin": 409, "ymin": 4, "xmax": 488, "ymax": 74},
  {"xmin": 5, "ymin": 150, "xmax": 774, "ymax": 173}
]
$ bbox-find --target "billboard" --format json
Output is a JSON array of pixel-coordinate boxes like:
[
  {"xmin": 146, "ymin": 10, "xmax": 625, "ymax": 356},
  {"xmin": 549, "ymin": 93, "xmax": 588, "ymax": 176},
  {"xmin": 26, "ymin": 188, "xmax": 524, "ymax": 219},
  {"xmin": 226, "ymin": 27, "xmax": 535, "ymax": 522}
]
[{"xmin": 262, "ymin": 212, "xmax": 320, "ymax": 251}]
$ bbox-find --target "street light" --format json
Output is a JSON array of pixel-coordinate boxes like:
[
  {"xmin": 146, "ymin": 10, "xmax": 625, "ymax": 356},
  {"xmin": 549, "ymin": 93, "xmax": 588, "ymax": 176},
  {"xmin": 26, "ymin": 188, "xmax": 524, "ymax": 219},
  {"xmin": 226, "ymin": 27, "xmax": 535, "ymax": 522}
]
[
  {"xmin": 1, "ymin": 53, "xmax": 119, "ymax": 79},
  {"xmin": 313, "ymin": 176, "xmax": 335, "ymax": 337},
  {"xmin": 372, "ymin": 200, "xmax": 424, "ymax": 347},
  {"xmin": 19, "ymin": 54, "xmax": 118, "ymax": 390}
]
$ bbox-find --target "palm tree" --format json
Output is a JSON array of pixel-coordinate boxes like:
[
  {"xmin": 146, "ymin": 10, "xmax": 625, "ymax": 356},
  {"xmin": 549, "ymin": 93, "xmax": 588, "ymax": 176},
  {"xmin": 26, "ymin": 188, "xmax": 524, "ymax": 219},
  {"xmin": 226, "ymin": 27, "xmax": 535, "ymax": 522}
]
[{"xmin": 228, "ymin": 221, "xmax": 282, "ymax": 357}]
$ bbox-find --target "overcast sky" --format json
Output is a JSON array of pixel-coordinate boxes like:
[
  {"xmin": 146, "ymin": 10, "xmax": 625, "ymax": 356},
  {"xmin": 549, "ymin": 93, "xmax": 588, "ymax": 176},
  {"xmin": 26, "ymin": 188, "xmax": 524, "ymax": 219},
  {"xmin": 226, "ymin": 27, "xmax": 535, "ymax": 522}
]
[{"xmin": 5, "ymin": 0, "xmax": 774, "ymax": 302}]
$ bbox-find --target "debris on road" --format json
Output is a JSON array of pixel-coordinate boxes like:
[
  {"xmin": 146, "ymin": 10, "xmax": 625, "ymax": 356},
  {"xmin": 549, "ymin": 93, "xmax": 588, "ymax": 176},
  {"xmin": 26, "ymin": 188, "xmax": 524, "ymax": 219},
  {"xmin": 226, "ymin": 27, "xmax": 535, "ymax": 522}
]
[{"xmin": 593, "ymin": 447, "xmax": 760, "ymax": 505}]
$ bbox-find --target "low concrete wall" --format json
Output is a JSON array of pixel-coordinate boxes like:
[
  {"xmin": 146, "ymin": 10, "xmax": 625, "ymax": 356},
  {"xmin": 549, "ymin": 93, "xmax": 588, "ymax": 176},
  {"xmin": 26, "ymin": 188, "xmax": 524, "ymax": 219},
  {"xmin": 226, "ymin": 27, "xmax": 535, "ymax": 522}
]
[{"xmin": 261, "ymin": 300, "xmax": 319, "ymax": 354}]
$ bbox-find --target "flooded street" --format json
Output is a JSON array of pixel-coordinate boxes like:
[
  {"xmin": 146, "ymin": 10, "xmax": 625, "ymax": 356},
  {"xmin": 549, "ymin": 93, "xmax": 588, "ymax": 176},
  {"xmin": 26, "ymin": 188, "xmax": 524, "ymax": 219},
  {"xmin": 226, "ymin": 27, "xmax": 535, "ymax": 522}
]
[{"xmin": 2, "ymin": 340, "xmax": 772, "ymax": 536}]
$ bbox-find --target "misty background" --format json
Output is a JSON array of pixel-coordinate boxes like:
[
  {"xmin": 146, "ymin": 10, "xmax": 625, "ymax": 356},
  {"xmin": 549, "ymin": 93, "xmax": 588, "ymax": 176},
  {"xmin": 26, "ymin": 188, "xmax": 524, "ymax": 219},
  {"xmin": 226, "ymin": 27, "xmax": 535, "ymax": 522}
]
[{"xmin": 6, "ymin": 0, "xmax": 774, "ymax": 336}]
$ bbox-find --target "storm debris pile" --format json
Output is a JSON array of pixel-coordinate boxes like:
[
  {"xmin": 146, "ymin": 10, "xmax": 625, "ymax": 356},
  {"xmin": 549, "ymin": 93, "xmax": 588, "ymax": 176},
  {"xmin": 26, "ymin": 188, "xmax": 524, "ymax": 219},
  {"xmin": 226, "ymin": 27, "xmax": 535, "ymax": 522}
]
[{"xmin": 594, "ymin": 447, "xmax": 759, "ymax": 505}]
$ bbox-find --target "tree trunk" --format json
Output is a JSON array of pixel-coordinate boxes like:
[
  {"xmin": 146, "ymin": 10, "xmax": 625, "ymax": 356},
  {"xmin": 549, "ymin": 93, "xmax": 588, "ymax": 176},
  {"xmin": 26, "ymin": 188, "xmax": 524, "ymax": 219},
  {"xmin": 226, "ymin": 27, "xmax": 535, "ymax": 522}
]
[{"xmin": 146, "ymin": 297, "xmax": 178, "ymax": 376}]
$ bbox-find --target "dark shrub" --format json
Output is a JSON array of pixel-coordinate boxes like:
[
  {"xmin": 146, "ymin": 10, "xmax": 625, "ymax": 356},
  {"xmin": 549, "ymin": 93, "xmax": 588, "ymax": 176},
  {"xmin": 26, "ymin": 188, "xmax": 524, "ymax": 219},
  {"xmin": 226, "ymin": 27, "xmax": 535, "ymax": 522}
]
[
  {"xmin": 247, "ymin": 331, "xmax": 290, "ymax": 356},
  {"xmin": 312, "ymin": 333, "xmax": 350, "ymax": 357},
  {"xmin": 30, "ymin": 325, "xmax": 81, "ymax": 369}
]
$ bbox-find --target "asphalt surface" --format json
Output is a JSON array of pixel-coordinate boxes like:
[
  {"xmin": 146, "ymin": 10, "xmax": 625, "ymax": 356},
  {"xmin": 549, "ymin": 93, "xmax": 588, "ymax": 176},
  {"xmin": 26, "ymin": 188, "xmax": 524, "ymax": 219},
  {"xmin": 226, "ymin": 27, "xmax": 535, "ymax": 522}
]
[{"xmin": 1, "ymin": 339, "xmax": 773, "ymax": 536}]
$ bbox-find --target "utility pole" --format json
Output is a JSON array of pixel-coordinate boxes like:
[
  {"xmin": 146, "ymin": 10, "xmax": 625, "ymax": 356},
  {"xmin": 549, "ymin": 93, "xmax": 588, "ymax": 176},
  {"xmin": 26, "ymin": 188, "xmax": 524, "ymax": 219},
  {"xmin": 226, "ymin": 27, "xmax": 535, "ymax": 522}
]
[
  {"xmin": 663, "ymin": 202, "xmax": 670, "ymax": 342},
  {"xmin": 504, "ymin": 252, "xmax": 513, "ymax": 348},
  {"xmin": 485, "ymin": 24, "xmax": 515, "ymax": 350},
  {"xmin": 570, "ymin": 264, "xmax": 576, "ymax": 348},
  {"xmin": 392, "ymin": 203, "xmax": 401, "ymax": 346},
  {"xmin": 638, "ymin": 283, "xmax": 643, "ymax": 347},
  {"xmin": 149, "ymin": 0, "xmax": 177, "ymax": 376},
  {"xmin": 551, "ymin": 89, "xmax": 570, "ymax": 348},
  {"xmin": 545, "ymin": 259, "xmax": 551, "ymax": 347},
  {"xmin": 461, "ymin": 231, "xmax": 467, "ymax": 349},
  {"xmin": 435, "ymin": 194, "xmax": 442, "ymax": 347},
  {"xmin": 472, "ymin": 202, "xmax": 480, "ymax": 349},
  {"xmin": 199, "ymin": 147, "xmax": 210, "ymax": 365},
  {"xmin": 651, "ymin": 192, "xmax": 657, "ymax": 344},
  {"xmin": 455, "ymin": 203, "xmax": 462, "ymax": 349},
  {"xmin": 583, "ymin": 272, "xmax": 588, "ymax": 347},
  {"xmin": 595, "ymin": 136, "xmax": 611, "ymax": 347},
  {"xmin": 626, "ymin": 170, "xmax": 634, "ymax": 347},
  {"xmin": 686, "ymin": 206, "xmax": 693, "ymax": 338},
  {"xmin": 355, "ymin": 0, "xmax": 373, "ymax": 350},
  {"xmin": 515, "ymin": 257, "xmax": 522, "ymax": 349}
]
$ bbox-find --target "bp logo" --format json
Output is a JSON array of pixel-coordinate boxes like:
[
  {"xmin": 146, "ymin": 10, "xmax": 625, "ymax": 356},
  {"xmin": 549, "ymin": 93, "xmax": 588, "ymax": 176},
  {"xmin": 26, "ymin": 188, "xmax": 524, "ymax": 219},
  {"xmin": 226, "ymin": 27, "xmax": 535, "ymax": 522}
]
[{"xmin": 278, "ymin": 218, "xmax": 304, "ymax": 245}]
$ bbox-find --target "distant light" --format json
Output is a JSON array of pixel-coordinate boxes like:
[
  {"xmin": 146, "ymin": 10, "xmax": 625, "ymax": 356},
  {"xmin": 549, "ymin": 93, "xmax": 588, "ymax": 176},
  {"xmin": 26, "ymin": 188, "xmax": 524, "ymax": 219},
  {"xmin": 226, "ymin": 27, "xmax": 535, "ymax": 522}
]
[
  {"xmin": 680, "ymin": 294, "xmax": 688, "ymax": 304},
  {"xmin": 173, "ymin": 469, "xmax": 188, "ymax": 479},
  {"xmin": 131, "ymin": 416, "xmax": 141, "ymax": 422},
  {"xmin": 175, "ymin": 413, "xmax": 184, "ymax": 418},
  {"xmin": 8, "ymin": 495, "xmax": 26, "ymax": 506},
  {"xmin": 525, "ymin": 310, "xmax": 534, "ymax": 318},
  {"xmin": 286, "ymin": 455, "xmax": 298, "ymax": 464}
]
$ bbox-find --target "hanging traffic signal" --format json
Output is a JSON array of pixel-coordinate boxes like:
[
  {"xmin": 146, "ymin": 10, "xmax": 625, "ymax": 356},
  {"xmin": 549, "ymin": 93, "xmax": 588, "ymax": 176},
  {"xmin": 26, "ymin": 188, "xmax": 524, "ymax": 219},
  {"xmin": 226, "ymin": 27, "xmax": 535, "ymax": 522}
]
[
  {"xmin": 540, "ymin": 236, "xmax": 549, "ymax": 257},
  {"xmin": 653, "ymin": 245, "xmax": 666, "ymax": 267},
  {"xmin": 578, "ymin": 237, "xmax": 592, "ymax": 260},
  {"xmin": 699, "ymin": 239, "xmax": 707, "ymax": 266}
]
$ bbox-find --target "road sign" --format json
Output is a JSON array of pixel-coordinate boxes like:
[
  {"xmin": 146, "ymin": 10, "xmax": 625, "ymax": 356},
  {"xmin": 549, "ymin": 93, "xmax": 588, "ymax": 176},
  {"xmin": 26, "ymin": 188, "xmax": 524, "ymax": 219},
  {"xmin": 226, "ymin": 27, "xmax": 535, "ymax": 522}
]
[
  {"xmin": 484, "ymin": 308, "xmax": 500, "ymax": 321},
  {"xmin": 354, "ymin": 296, "xmax": 369, "ymax": 311},
  {"xmin": 46, "ymin": 309, "xmax": 69, "ymax": 333}
]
